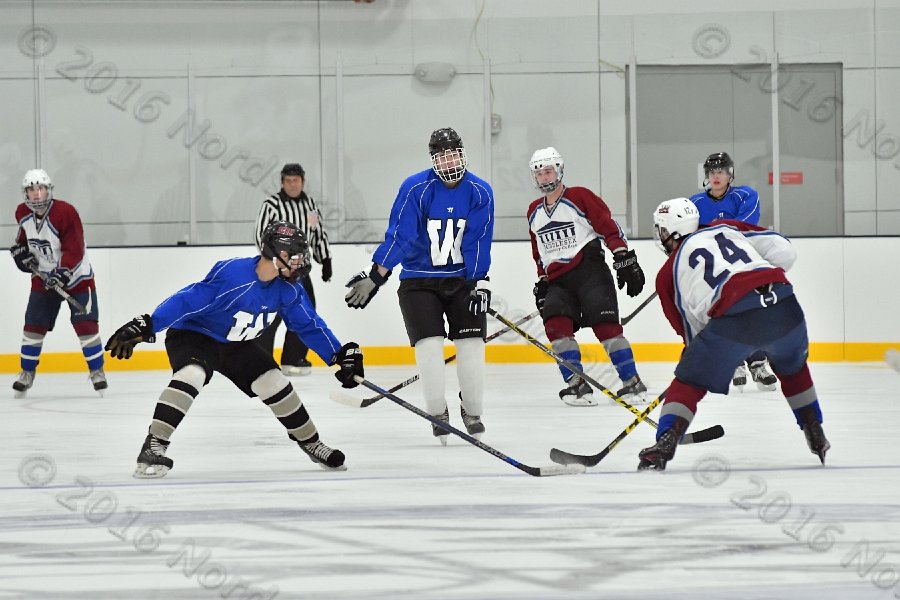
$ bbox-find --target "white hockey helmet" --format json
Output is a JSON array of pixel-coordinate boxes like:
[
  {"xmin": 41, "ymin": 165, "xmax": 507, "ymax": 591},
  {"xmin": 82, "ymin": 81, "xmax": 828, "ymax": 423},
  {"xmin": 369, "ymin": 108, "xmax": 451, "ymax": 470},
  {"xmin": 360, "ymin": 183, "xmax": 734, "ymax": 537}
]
[
  {"xmin": 529, "ymin": 147, "xmax": 564, "ymax": 194},
  {"xmin": 22, "ymin": 168, "xmax": 53, "ymax": 213},
  {"xmin": 652, "ymin": 198, "xmax": 700, "ymax": 255}
]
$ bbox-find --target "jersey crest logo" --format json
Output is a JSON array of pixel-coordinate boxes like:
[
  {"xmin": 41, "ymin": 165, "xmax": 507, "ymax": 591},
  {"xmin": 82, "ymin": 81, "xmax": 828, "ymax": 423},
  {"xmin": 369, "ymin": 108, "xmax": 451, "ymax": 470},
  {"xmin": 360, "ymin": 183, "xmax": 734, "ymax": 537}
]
[
  {"xmin": 427, "ymin": 218, "xmax": 466, "ymax": 267},
  {"xmin": 226, "ymin": 311, "xmax": 278, "ymax": 341},
  {"xmin": 536, "ymin": 220, "xmax": 577, "ymax": 253},
  {"xmin": 30, "ymin": 239, "xmax": 54, "ymax": 261}
]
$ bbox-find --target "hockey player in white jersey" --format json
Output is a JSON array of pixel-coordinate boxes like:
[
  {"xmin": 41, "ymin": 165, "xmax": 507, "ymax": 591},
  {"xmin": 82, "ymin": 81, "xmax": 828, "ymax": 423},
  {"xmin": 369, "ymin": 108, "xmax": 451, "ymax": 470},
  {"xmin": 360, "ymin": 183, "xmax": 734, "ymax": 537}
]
[
  {"xmin": 638, "ymin": 198, "xmax": 829, "ymax": 470},
  {"xmin": 527, "ymin": 147, "xmax": 647, "ymax": 406}
]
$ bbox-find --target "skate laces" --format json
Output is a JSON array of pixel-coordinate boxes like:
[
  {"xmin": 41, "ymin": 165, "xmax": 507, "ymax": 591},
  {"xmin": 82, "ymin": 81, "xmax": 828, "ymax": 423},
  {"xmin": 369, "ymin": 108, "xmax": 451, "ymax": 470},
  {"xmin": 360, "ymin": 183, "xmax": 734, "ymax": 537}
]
[{"xmin": 302, "ymin": 441, "xmax": 332, "ymax": 461}]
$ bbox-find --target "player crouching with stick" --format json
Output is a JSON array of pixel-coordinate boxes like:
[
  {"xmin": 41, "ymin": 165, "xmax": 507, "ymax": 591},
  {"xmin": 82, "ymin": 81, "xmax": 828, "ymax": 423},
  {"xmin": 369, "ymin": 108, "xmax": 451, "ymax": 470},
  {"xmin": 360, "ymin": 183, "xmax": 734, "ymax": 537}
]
[{"xmin": 105, "ymin": 222, "xmax": 363, "ymax": 478}]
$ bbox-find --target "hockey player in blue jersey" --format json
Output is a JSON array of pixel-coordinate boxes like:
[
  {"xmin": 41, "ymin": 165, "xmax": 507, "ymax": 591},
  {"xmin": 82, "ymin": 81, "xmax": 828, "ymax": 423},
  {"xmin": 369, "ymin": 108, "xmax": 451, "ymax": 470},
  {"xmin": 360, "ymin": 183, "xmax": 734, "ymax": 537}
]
[
  {"xmin": 345, "ymin": 127, "xmax": 494, "ymax": 444},
  {"xmin": 690, "ymin": 151, "xmax": 777, "ymax": 392},
  {"xmin": 105, "ymin": 222, "xmax": 364, "ymax": 478}
]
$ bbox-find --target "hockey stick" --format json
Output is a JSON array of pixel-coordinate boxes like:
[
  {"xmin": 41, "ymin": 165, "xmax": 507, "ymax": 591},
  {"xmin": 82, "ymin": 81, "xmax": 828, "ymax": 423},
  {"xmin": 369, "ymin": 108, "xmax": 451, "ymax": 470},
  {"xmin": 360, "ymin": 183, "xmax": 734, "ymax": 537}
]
[
  {"xmin": 30, "ymin": 266, "xmax": 88, "ymax": 315},
  {"xmin": 332, "ymin": 310, "xmax": 540, "ymax": 408},
  {"xmin": 337, "ymin": 376, "xmax": 586, "ymax": 477},
  {"xmin": 549, "ymin": 393, "xmax": 668, "ymax": 467},
  {"xmin": 620, "ymin": 291, "xmax": 658, "ymax": 326},
  {"xmin": 488, "ymin": 307, "xmax": 723, "ymax": 446}
]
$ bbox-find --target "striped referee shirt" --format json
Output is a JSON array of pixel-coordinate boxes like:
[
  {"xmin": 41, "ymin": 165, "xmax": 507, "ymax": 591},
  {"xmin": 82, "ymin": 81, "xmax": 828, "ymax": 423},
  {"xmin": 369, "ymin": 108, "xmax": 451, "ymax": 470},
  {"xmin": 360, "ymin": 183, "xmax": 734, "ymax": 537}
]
[{"xmin": 255, "ymin": 190, "xmax": 331, "ymax": 263}]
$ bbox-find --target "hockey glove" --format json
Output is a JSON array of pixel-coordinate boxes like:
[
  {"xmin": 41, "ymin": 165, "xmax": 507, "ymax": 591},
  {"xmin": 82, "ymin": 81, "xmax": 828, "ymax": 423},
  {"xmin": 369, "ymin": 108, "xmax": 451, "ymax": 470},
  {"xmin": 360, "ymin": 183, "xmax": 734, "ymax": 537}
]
[
  {"xmin": 334, "ymin": 342, "xmax": 364, "ymax": 388},
  {"xmin": 44, "ymin": 267, "xmax": 71, "ymax": 291},
  {"xmin": 105, "ymin": 314, "xmax": 156, "ymax": 360},
  {"xmin": 533, "ymin": 279, "xmax": 549, "ymax": 314},
  {"xmin": 321, "ymin": 258, "xmax": 333, "ymax": 283},
  {"xmin": 612, "ymin": 249, "xmax": 645, "ymax": 298},
  {"xmin": 467, "ymin": 280, "xmax": 491, "ymax": 317},
  {"xmin": 10, "ymin": 244, "xmax": 38, "ymax": 274},
  {"xmin": 344, "ymin": 264, "xmax": 390, "ymax": 309}
]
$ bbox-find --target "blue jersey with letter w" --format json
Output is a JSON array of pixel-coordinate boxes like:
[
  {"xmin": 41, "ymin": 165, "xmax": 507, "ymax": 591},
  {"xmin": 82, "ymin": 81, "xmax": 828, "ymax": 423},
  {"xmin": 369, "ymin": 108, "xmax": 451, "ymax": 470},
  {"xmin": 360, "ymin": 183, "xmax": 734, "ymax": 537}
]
[
  {"xmin": 372, "ymin": 168, "xmax": 494, "ymax": 281},
  {"xmin": 149, "ymin": 257, "xmax": 342, "ymax": 363},
  {"xmin": 689, "ymin": 185, "xmax": 760, "ymax": 226}
]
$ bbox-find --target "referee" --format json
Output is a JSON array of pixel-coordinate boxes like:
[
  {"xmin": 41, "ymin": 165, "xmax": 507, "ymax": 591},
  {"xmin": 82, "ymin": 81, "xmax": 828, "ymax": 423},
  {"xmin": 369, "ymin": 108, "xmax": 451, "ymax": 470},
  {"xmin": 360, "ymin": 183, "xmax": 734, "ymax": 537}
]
[{"xmin": 254, "ymin": 163, "xmax": 333, "ymax": 375}]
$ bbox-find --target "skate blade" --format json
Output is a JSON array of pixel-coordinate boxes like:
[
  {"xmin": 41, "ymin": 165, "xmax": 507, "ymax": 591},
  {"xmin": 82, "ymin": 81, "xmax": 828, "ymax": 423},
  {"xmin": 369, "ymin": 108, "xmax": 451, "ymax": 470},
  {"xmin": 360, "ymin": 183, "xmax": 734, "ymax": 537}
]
[
  {"xmin": 616, "ymin": 393, "xmax": 650, "ymax": 406},
  {"xmin": 560, "ymin": 396, "xmax": 598, "ymax": 407},
  {"xmin": 316, "ymin": 462, "xmax": 348, "ymax": 472},
  {"xmin": 756, "ymin": 382, "xmax": 777, "ymax": 392},
  {"xmin": 437, "ymin": 435, "xmax": 448, "ymax": 446},
  {"xmin": 133, "ymin": 464, "xmax": 170, "ymax": 479},
  {"xmin": 13, "ymin": 390, "xmax": 28, "ymax": 399}
]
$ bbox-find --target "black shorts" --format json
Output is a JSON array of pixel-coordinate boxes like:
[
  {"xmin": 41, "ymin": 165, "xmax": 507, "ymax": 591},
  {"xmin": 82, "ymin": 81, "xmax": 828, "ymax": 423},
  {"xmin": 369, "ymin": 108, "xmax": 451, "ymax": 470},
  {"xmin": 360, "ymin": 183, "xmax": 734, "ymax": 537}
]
[
  {"xmin": 165, "ymin": 328, "xmax": 280, "ymax": 397},
  {"xmin": 543, "ymin": 242, "xmax": 619, "ymax": 327},
  {"xmin": 25, "ymin": 287, "xmax": 100, "ymax": 330},
  {"xmin": 397, "ymin": 277, "xmax": 486, "ymax": 346}
]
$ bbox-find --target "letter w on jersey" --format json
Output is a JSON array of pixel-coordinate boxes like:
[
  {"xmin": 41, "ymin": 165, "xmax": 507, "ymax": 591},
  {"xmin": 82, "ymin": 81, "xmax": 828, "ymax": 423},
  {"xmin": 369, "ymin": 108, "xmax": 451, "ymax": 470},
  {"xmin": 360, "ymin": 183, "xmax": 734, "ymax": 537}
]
[
  {"xmin": 227, "ymin": 311, "xmax": 277, "ymax": 341},
  {"xmin": 427, "ymin": 218, "xmax": 466, "ymax": 267}
]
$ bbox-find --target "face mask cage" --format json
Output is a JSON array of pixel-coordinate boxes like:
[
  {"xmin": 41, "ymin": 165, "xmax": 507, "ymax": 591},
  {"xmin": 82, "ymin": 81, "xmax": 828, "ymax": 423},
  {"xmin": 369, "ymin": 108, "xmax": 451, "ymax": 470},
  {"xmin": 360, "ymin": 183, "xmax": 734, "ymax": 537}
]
[{"xmin": 431, "ymin": 148, "xmax": 467, "ymax": 184}]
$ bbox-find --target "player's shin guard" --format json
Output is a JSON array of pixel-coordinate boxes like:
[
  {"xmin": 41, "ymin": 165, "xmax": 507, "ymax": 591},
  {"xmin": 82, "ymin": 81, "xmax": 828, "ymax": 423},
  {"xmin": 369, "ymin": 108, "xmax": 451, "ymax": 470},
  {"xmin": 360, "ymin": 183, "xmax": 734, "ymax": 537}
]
[
  {"xmin": 778, "ymin": 364, "xmax": 829, "ymax": 463},
  {"xmin": 455, "ymin": 337, "xmax": 484, "ymax": 416},
  {"xmin": 74, "ymin": 321, "xmax": 104, "ymax": 371},
  {"xmin": 252, "ymin": 369, "xmax": 318, "ymax": 442},
  {"xmin": 148, "ymin": 364, "xmax": 205, "ymax": 440},
  {"xmin": 550, "ymin": 336, "xmax": 583, "ymax": 382},
  {"xmin": 20, "ymin": 329, "xmax": 45, "ymax": 372},
  {"xmin": 415, "ymin": 336, "xmax": 447, "ymax": 417},
  {"xmin": 598, "ymin": 332, "xmax": 639, "ymax": 384}
]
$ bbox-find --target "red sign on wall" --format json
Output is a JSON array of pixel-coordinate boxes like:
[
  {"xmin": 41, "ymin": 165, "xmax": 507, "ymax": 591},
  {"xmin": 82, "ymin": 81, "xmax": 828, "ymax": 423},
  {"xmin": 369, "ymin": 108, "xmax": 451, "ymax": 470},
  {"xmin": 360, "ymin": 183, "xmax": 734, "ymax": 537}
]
[{"xmin": 768, "ymin": 172, "xmax": 804, "ymax": 185}]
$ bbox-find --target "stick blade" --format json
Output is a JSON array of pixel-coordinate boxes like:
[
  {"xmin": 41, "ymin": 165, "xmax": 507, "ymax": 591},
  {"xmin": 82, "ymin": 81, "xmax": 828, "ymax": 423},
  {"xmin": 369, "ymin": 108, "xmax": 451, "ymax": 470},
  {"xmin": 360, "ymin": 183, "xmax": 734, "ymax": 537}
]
[
  {"xmin": 549, "ymin": 448, "xmax": 600, "ymax": 468},
  {"xmin": 537, "ymin": 463, "xmax": 586, "ymax": 476},
  {"xmin": 328, "ymin": 390, "xmax": 365, "ymax": 408},
  {"xmin": 681, "ymin": 424, "xmax": 725, "ymax": 445}
]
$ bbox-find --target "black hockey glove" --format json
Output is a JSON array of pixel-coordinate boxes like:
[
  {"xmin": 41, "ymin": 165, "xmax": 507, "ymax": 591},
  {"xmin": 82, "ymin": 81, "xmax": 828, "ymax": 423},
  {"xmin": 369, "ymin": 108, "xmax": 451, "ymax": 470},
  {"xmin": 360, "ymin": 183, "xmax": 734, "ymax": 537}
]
[
  {"xmin": 533, "ymin": 279, "xmax": 549, "ymax": 314},
  {"xmin": 467, "ymin": 280, "xmax": 491, "ymax": 317},
  {"xmin": 105, "ymin": 314, "xmax": 156, "ymax": 360},
  {"xmin": 44, "ymin": 267, "xmax": 71, "ymax": 291},
  {"xmin": 345, "ymin": 264, "xmax": 390, "ymax": 309},
  {"xmin": 10, "ymin": 244, "xmax": 37, "ymax": 274},
  {"xmin": 321, "ymin": 258, "xmax": 333, "ymax": 283},
  {"xmin": 334, "ymin": 342, "xmax": 363, "ymax": 388},
  {"xmin": 612, "ymin": 249, "xmax": 645, "ymax": 298}
]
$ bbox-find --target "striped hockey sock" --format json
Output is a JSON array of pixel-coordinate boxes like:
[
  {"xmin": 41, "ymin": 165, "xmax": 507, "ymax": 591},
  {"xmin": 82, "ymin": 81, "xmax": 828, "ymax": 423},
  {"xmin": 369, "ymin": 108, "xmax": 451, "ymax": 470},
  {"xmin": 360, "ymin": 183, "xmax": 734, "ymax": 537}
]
[
  {"xmin": 20, "ymin": 331, "xmax": 45, "ymax": 372},
  {"xmin": 79, "ymin": 333, "xmax": 105, "ymax": 371}
]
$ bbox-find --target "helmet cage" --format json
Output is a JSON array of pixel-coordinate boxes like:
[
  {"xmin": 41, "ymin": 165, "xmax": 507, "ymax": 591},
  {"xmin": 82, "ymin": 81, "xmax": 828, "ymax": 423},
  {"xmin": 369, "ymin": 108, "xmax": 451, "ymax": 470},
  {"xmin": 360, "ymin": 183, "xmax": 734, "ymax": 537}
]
[
  {"xmin": 261, "ymin": 222, "xmax": 312, "ymax": 281},
  {"xmin": 431, "ymin": 147, "xmax": 468, "ymax": 184}
]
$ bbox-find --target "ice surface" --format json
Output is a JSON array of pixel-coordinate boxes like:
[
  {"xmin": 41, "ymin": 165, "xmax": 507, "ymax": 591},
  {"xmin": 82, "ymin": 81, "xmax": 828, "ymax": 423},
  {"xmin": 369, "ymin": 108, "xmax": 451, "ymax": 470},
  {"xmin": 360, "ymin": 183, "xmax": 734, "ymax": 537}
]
[{"xmin": 2, "ymin": 362, "xmax": 898, "ymax": 599}]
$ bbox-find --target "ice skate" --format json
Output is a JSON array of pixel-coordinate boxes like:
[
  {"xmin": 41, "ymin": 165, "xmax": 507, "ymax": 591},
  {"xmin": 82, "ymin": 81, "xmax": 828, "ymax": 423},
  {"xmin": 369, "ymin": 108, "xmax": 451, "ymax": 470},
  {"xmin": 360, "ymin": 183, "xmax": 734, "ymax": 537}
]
[
  {"xmin": 797, "ymin": 406, "xmax": 830, "ymax": 464},
  {"xmin": 134, "ymin": 433, "xmax": 174, "ymax": 479},
  {"xmin": 749, "ymin": 359, "xmax": 777, "ymax": 391},
  {"xmin": 559, "ymin": 375, "xmax": 597, "ymax": 407},
  {"xmin": 460, "ymin": 405, "xmax": 485, "ymax": 440},
  {"xmin": 283, "ymin": 358, "xmax": 312, "ymax": 376},
  {"xmin": 637, "ymin": 417, "xmax": 689, "ymax": 471},
  {"xmin": 12, "ymin": 370, "xmax": 35, "ymax": 398},
  {"xmin": 431, "ymin": 407, "xmax": 450, "ymax": 446},
  {"xmin": 89, "ymin": 368, "xmax": 108, "ymax": 396},
  {"xmin": 732, "ymin": 364, "xmax": 749, "ymax": 390},
  {"xmin": 291, "ymin": 434, "xmax": 346, "ymax": 471},
  {"xmin": 616, "ymin": 375, "xmax": 648, "ymax": 405}
]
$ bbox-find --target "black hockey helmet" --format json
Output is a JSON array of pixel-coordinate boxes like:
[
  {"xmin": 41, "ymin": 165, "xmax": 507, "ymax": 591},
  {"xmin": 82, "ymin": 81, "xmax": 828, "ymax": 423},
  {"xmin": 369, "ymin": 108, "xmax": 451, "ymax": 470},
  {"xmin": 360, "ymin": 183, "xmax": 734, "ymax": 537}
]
[
  {"xmin": 703, "ymin": 152, "xmax": 734, "ymax": 176},
  {"xmin": 428, "ymin": 127, "xmax": 463, "ymax": 156},
  {"xmin": 280, "ymin": 163, "xmax": 305, "ymax": 181},
  {"xmin": 260, "ymin": 221, "xmax": 312, "ymax": 280}
]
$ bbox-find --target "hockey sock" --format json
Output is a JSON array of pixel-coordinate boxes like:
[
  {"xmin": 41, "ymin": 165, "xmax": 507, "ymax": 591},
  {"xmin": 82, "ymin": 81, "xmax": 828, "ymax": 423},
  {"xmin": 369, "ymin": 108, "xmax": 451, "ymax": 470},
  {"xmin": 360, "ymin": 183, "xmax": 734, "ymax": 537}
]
[
  {"xmin": 415, "ymin": 336, "xmax": 447, "ymax": 416},
  {"xmin": 74, "ymin": 321, "xmax": 104, "ymax": 371},
  {"xmin": 20, "ymin": 327, "xmax": 46, "ymax": 371},
  {"xmin": 545, "ymin": 316, "xmax": 580, "ymax": 381},
  {"xmin": 149, "ymin": 364, "xmax": 206, "ymax": 441},
  {"xmin": 777, "ymin": 363, "xmax": 821, "ymax": 428},
  {"xmin": 594, "ymin": 323, "xmax": 638, "ymax": 382},
  {"xmin": 657, "ymin": 378, "xmax": 705, "ymax": 440},
  {"xmin": 252, "ymin": 368, "xmax": 319, "ymax": 443},
  {"xmin": 455, "ymin": 337, "xmax": 485, "ymax": 416}
]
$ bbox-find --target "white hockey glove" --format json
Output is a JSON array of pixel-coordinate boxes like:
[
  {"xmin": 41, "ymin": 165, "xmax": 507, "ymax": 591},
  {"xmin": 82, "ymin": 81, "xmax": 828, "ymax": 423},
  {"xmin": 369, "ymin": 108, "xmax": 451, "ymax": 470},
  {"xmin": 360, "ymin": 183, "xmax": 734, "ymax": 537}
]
[{"xmin": 345, "ymin": 264, "xmax": 390, "ymax": 309}]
